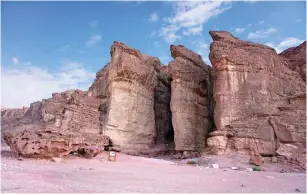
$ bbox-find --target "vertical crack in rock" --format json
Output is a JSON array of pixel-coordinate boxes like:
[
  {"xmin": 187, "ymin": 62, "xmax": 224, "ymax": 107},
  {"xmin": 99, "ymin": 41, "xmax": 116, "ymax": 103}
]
[{"xmin": 168, "ymin": 45, "xmax": 212, "ymax": 152}]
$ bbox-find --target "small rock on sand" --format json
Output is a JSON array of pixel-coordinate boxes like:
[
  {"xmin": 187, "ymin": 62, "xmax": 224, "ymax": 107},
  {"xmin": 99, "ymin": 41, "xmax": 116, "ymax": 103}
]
[
  {"xmin": 51, "ymin": 157, "xmax": 62, "ymax": 162},
  {"xmin": 212, "ymin": 164, "xmax": 219, "ymax": 169}
]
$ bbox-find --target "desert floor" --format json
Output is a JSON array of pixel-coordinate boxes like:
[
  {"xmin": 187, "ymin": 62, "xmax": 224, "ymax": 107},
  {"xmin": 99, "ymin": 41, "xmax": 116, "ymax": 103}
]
[{"xmin": 1, "ymin": 146, "xmax": 306, "ymax": 193}]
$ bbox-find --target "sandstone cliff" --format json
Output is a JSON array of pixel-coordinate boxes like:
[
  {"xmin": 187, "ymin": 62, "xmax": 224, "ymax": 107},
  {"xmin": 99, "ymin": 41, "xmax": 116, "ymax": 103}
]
[
  {"xmin": 88, "ymin": 41, "xmax": 173, "ymax": 152},
  {"xmin": 207, "ymin": 31, "xmax": 306, "ymax": 160},
  {"xmin": 168, "ymin": 45, "xmax": 212, "ymax": 152},
  {"xmin": 279, "ymin": 41, "xmax": 306, "ymax": 81},
  {"xmin": 2, "ymin": 32, "xmax": 306, "ymax": 163}
]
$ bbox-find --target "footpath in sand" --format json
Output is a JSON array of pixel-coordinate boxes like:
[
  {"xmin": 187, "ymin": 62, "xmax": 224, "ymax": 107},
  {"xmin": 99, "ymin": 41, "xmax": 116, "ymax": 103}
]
[{"xmin": 1, "ymin": 146, "xmax": 306, "ymax": 193}]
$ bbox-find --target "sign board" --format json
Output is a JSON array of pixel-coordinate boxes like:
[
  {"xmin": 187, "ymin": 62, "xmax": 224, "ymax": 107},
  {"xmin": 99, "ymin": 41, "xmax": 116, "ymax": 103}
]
[{"xmin": 108, "ymin": 151, "xmax": 117, "ymax": 161}]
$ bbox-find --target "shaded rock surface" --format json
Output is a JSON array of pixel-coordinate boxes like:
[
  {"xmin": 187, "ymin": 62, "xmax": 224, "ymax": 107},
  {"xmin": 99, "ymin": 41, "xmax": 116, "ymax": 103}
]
[
  {"xmin": 168, "ymin": 45, "xmax": 212, "ymax": 151},
  {"xmin": 207, "ymin": 31, "xmax": 306, "ymax": 160}
]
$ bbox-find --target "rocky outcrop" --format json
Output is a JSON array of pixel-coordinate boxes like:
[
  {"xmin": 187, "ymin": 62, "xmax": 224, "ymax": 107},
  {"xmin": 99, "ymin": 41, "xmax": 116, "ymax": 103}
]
[
  {"xmin": 2, "ymin": 89, "xmax": 110, "ymax": 158},
  {"xmin": 168, "ymin": 45, "xmax": 212, "ymax": 152},
  {"xmin": 279, "ymin": 41, "xmax": 306, "ymax": 81},
  {"xmin": 99, "ymin": 41, "xmax": 168, "ymax": 152},
  {"xmin": 207, "ymin": 31, "xmax": 306, "ymax": 157},
  {"xmin": 1, "ymin": 107, "xmax": 28, "ymax": 130},
  {"xmin": 3, "ymin": 130, "xmax": 109, "ymax": 158}
]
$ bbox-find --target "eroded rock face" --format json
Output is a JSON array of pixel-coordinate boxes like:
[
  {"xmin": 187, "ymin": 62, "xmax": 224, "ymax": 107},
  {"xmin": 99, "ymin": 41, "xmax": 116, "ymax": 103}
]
[
  {"xmin": 168, "ymin": 45, "xmax": 212, "ymax": 151},
  {"xmin": 1, "ymin": 107, "xmax": 28, "ymax": 130},
  {"xmin": 208, "ymin": 31, "xmax": 306, "ymax": 156},
  {"xmin": 3, "ymin": 130, "xmax": 109, "ymax": 158},
  {"xmin": 279, "ymin": 41, "xmax": 306, "ymax": 81},
  {"xmin": 101, "ymin": 41, "xmax": 162, "ymax": 151},
  {"xmin": 2, "ymin": 89, "xmax": 110, "ymax": 158}
]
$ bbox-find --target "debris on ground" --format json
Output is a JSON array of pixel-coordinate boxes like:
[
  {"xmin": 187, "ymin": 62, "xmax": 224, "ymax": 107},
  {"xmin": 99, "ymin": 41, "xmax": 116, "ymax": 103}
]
[
  {"xmin": 295, "ymin": 188, "xmax": 301, "ymax": 192},
  {"xmin": 187, "ymin": 159, "xmax": 198, "ymax": 164},
  {"xmin": 252, "ymin": 165, "xmax": 261, "ymax": 171},
  {"xmin": 51, "ymin": 157, "xmax": 62, "ymax": 163},
  {"xmin": 212, "ymin": 164, "xmax": 219, "ymax": 169},
  {"xmin": 231, "ymin": 167, "xmax": 238, "ymax": 170},
  {"xmin": 245, "ymin": 168, "xmax": 253, "ymax": 172},
  {"xmin": 249, "ymin": 155, "xmax": 263, "ymax": 166},
  {"xmin": 271, "ymin": 156, "xmax": 278, "ymax": 163}
]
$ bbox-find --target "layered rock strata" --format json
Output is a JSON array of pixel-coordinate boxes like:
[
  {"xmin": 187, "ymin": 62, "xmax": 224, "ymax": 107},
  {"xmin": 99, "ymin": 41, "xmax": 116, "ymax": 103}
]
[
  {"xmin": 207, "ymin": 31, "xmax": 306, "ymax": 157},
  {"xmin": 2, "ymin": 90, "xmax": 110, "ymax": 157},
  {"xmin": 168, "ymin": 45, "xmax": 212, "ymax": 152}
]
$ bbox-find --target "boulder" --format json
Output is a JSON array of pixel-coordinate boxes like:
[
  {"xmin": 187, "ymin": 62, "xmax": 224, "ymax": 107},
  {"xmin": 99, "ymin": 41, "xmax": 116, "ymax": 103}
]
[
  {"xmin": 208, "ymin": 31, "xmax": 306, "ymax": 155},
  {"xmin": 168, "ymin": 45, "xmax": 212, "ymax": 151},
  {"xmin": 249, "ymin": 154, "xmax": 263, "ymax": 166}
]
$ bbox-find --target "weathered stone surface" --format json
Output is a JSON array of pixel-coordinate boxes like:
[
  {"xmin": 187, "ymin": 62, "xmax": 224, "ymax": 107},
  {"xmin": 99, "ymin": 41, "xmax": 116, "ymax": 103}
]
[
  {"xmin": 208, "ymin": 31, "xmax": 306, "ymax": 155},
  {"xmin": 3, "ymin": 130, "xmax": 110, "ymax": 158},
  {"xmin": 279, "ymin": 41, "xmax": 306, "ymax": 81},
  {"xmin": 101, "ymin": 41, "xmax": 161, "ymax": 151},
  {"xmin": 1, "ymin": 107, "xmax": 28, "ymax": 130},
  {"xmin": 168, "ymin": 45, "xmax": 211, "ymax": 151},
  {"xmin": 2, "ymin": 89, "xmax": 110, "ymax": 157}
]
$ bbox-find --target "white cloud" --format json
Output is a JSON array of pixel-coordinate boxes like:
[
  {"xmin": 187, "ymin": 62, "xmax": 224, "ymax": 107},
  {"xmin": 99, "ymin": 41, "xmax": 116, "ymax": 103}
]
[
  {"xmin": 192, "ymin": 39, "xmax": 211, "ymax": 65},
  {"xmin": 1, "ymin": 60, "xmax": 95, "ymax": 108},
  {"xmin": 159, "ymin": 56, "xmax": 171, "ymax": 65},
  {"xmin": 183, "ymin": 25, "xmax": 203, "ymax": 36},
  {"xmin": 265, "ymin": 37, "xmax": 304, "ymax": 53},
  {"xmin": 235, "ymin": 27, "xmax": 245, "ymax": 33},
  {"xmin": 90, "ymin": 20, "xmax": 99, "ymax": 28},
  {"xmin": 258, "ymin": 20, "xmax": 264, "ymax": 24},
  {"xmin": 247, "ymin": 27, "xmax": 277, "ymax": 39},
  {"xmin": 159, "ymin": 1, "xmax": 231, "ymax": 43},
  {"xmin": 86, "ymin": 34, "xmax": 102, "ymax": 46},
  {"xmin": 148, "ymin": 13, "xmax": 159, "ymax": 22},
  {"xmin": 12, "ymin": 57, "xmax": 19, "ymax": 65}
]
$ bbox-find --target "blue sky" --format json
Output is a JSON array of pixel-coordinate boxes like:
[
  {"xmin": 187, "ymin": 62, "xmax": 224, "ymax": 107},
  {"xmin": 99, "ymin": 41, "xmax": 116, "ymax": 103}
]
[{"xmin": 1, "ymin": 1, "xmax": 306, "ymax": 108}]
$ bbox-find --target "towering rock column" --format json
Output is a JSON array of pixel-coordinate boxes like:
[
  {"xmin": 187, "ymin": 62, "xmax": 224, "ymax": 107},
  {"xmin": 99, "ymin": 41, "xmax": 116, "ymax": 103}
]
[
  {"xmin": 102, "ymin": 41, "xmax": 160, "ymax": 151},
  {"xmin": 168, "ymin": 45, "xmax": 211, "ymax": 152}
]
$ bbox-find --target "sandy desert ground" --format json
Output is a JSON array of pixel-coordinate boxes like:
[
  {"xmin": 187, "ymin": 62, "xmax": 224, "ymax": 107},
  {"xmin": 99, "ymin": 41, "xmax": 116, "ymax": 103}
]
[{"xmin": 1, "ymin": 145, "xmax": 306, "ymax": 193}]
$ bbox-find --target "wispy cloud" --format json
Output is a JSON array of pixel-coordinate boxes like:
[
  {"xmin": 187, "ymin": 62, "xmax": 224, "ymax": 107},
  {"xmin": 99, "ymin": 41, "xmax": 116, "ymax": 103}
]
[
  {"xmin": 247, "ymin": 27, "xmax": 277, "ymax": 39},
  {"xmin": 192, "ymin": 39, "xmax": 211, "ymax": 65},
  {"xmin": 56, "ymin": 44, "xmax": 70, "ymax": 52},
  {"xmin": 1, "ymin": 60, "xmax": 95, "ymax": 108},
  {"xmin": 148, "ymin": 13, "xmax": 159, "ymax": 22},
  {"xmin": 258, "ymin": 20, "xmax": 264, "ymax": 24},
  {"xmin": 12, "ymin": 57, "xmax": 19, "ymax": 65},
  {"xmin": 296, "ymin": 18, "xmax": 302, "ymax": 23},
  {"xmin": 159, "ymin": 56, "xmax": 171, "ymax": 65},
  {"xmin": 266, "ymin": 37, "xmax": 304, "ymax": 53},
  {"xmin": 86, "ymin": 34, "xmax": 102, "ymax": 46},
  {"xmin": 159, "ymin": 1, "xmax": 231, "ymax": 43},
  {"xmin": 235, "ymin": 27, "xmax": 245, "ymax": 33},
  {"xmin": 90, "ymin": 20, "xmax": 99, "ymax": 28}
]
